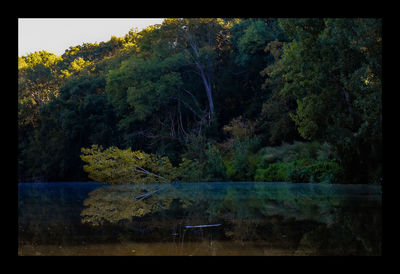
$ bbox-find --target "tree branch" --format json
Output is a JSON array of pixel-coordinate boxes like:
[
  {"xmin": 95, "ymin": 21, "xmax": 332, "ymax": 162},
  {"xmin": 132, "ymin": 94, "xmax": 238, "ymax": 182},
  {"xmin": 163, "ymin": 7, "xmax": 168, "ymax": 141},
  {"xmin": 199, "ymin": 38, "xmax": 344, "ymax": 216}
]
[
  {"xmin": 169, "ymin": 95, "xmax": 204, "ymax": 120},
  {"xmin": 132, "ymin": 164, "xmax": 169, "ymax": 182}
]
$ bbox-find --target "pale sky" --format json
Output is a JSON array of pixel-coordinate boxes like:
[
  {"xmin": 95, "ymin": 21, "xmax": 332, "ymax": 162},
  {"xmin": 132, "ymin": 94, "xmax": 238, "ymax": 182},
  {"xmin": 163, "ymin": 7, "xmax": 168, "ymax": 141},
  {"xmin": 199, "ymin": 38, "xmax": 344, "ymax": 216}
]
[{"xmin": 18, "ymin": 18, "xmax": 165, "ymax": 57}]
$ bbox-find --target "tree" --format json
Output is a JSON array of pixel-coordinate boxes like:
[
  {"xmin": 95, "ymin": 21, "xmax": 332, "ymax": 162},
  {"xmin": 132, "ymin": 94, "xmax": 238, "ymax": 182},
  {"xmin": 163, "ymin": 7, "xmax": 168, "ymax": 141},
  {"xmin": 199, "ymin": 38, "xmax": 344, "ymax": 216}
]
[
  {"xmin": 259, "ymin": 38, "xmax": 300, "ymax": 145},
  {"xmin": 157, "ymin": 18, "xmax": 233, "ymax": 123},
  {"xmin": 80, "ymin": 145, "xmax": 180, "ymax": 184},
  {"xmin": 269, "ymin": 18, "xmax": 382, "ymax": 183},
  {"xmin": 105, "ymin": 18, "xmax": 234, "ymax": 157},
  {"xmin": 227, "ymin": 18, "xmax": 288, "ymax": 120},
  {"xmin": 18, "ymin": 51, "xmax": 63, "ymax": 128},
  {"xmin": 20, "ymin": 73, "xmax": 119, "ymax": 181}
]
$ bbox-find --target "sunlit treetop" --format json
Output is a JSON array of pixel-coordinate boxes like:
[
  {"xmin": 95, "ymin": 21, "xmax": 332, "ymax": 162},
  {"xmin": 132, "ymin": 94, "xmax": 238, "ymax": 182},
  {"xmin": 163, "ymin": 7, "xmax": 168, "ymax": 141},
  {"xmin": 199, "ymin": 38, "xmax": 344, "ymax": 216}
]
[{"xmin": 18, "ymin": 50, "xmax": 62, "ymax": 71}]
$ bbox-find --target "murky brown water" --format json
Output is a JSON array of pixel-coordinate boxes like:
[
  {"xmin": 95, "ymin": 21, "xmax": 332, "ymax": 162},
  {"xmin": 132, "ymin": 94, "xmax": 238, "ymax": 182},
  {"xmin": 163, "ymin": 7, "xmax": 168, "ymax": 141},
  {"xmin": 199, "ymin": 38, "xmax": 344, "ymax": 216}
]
[
  {"xmin": 18, "ymin": 181, "xmax": 382, "ymax": 256},
  {"xmin": 19, "ymin": 241, "xmax": 308, "ymax": 256}
]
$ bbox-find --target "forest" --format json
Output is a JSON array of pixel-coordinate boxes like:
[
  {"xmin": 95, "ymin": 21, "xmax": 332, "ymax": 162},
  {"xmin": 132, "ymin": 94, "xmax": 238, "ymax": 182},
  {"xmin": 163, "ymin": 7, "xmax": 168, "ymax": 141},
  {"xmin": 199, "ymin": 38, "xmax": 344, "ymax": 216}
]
[{"xmin": 18, "ymin": 18, "xmax": 382, "ymax": 185}]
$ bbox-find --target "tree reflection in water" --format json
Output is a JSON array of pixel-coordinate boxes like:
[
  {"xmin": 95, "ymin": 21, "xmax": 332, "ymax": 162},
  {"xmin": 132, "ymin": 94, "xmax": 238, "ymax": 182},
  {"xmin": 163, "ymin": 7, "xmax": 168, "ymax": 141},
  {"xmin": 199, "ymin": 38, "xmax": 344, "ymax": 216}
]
[{"xmin": 79, "ymin": 182, "xmax": 381, "ymax": 255}]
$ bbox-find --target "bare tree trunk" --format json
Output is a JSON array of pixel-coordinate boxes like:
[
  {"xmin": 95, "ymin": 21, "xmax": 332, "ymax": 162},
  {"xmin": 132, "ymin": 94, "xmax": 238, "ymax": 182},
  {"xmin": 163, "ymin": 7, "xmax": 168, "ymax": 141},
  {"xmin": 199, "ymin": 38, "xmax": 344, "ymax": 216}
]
[
  {"xmin": 195, "ymin": 61, "xmax": 214, "ymax": 122},
  {"xmin": 181, "ymin": 28, "xmax": 215, "ymax": 123}
]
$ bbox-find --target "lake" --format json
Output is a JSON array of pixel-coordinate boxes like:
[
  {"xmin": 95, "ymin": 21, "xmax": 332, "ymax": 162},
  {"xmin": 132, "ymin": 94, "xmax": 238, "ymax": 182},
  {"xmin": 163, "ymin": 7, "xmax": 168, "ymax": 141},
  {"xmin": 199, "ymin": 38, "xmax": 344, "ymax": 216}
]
[{"xmin": 18, "ymin": 181, "xmax": 382, "ymax": 256}]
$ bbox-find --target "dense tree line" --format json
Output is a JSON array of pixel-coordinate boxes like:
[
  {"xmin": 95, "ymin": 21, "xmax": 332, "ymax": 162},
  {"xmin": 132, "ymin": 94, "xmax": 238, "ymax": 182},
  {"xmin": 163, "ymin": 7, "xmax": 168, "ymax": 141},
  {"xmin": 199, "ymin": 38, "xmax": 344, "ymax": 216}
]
[{"xmin": 18, "ymin": 18, "xmax": 382, "ymax": 184}]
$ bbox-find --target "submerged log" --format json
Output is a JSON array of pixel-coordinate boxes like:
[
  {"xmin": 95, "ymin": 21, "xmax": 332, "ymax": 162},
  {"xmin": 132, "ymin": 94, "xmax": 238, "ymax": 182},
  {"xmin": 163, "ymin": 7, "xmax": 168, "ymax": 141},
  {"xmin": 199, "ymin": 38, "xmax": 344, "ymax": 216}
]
[{"xmin": 184, "ymin": 224, "xmax": 221, "ymax": 229}]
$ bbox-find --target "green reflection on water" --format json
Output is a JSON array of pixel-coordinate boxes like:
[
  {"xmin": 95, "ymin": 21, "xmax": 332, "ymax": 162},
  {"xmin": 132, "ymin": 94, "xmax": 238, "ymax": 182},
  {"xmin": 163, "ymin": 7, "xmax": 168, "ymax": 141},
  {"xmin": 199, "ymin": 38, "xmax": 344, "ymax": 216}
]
[{"xmin": 18, "ymin": 182, "xmax": 381, "ymax": 256}]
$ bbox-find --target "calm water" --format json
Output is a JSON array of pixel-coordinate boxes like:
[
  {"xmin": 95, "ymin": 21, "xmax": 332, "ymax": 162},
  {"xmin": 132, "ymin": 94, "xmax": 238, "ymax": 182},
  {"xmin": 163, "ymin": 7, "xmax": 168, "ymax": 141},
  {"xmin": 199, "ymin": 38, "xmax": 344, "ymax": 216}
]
[{"xmin": 18, "ymin": 181, "xmax": 382, "ymax": 256}]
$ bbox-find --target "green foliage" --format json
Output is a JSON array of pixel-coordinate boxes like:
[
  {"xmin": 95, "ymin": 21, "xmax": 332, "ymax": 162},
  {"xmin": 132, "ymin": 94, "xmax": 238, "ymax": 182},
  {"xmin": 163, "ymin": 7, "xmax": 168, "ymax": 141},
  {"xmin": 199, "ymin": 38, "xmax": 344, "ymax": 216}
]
[
  {"xmin": 285, "ymin": 160, "xmax": 313, "ymax": 183},
  {"xmin": 80, "ymin": 145, "xmax": 179, "ymax": 184},
  {"xmin": 220, "ymin": 116, "xmax": 261, "ymax": 181},
  {"xmin": 224, "ymin": 161, "xmax": 235, "ymax": 179},
  {"xmin": 288, "ymin": 159, "xmax": 340, "ymax": 183},
  {"xmin": 60, "ymin": 57, "xmax": 92, "ymax": 78},
  {"xmin": 104, "ymin": 18, "xmax": 230, "ymax": 151},
  {"xmin": 177, "ymin": 158, "xmax": 204, "ymax": 182},
  {"xmin": 223, "ymin": 116, "xmax": 256, "ymax": 140},
  {"xmin": 237, "ymin": 20, "xmax": 274, "ymax": 56},
  {"xmin": 18, "ymin": 18, "xmax": 381, "ymax": 185},
  {"xmin": 18, "ymin": 51, "xmax": 64, "ymax": 129},
  {"xmin": 309, "ymin": 161, "xmax": 342, "ymax": 183},
  {"xmin": 203, "ymin": 143, "xmax": 227, "ymax": 181},
  {"xmin": 178, "ymin": 142, "xmax": 227, "ymax": 182},
  {"xmin": 254, "ymin": 162, "xmax": 288, "ymax": 182},
  {"xmin": 253, "ymin": 142, "xmax": 340, "ymax": 183},
  {"xmin": 19, "ymin": 51, "xmax": 62, "ymax": 70},
  {"xmin": 254, "ymin": 159, "xmax": 341, "ymax": 183},
  {"xmin": 18, "ymin": 73, "xmax": 119, "ymax": 181},
  {"xmin": 256, "ymin": 141, "xmax": 333, "ymax": 168},
  {"xmin": 225, "ymin": 137, "xmax": 260, "ymax": 181},
  {"xmin": 223, "ymin": 18, "xmax": 287, "ymax": 120},
  {"xmin": 270, "ymin": 18, "xmax": 382, "ymax": 184}
]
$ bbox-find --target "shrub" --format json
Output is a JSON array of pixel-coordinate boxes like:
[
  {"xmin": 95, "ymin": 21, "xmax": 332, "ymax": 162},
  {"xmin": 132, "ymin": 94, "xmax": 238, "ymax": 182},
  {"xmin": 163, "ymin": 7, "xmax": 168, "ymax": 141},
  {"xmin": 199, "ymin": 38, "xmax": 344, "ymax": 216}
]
[
  {"xmin": 285, "ymin": 159, "xmax": 341, "ymax": 183},
  {"xmin": 178, "ymin": 158, "xmax": 204, "ymax": 182},
  {"xmin": 224, "ymin": 160, "xmax": 236, "ymax": 180},
  {"xmin": 254, "ymin": 158, "xmax": 341, "ymax": 183},
  {"xmin": 293, "ymin": 141, "xmax": 319, "ymax": 160},
  {"xmin": 222, "ymin": 141, "xmax": 342, "ymax": 183},
  {"xmin": 257, "ymin": 143, "xmax": 295, "ymax": 167},
  {"xmin": 286, "ymin": 162, "xmax": 312, "ymax": 183},
  {"xmin": 223, "ymin": 116, "xmax": 256, "ymax": 140},
  {"xmin": 316, "ymin": 142, "xmax": 334, "ymax": 161},
  {"xmin": 228, "ymin": 137, "xmax": 260, "ymax": 181},
  {"xmin": 254, "ymin": 162, "xmax": 288, "ymax": 182},
  {"xmin": 182, "ymin": 134, "xmax": 208, "ymax": 163},
  {"xmin": 203, "ymin": 143, "xmax": 227, "ymax": 181},
  {"xmin": 309, "ymin": 160, "xmax": 342, "ymax": 183},
  {"xmin": 256, "ymin": 141, "xmax": 335, "ymax": 168},
  {"xmin": 178, "ymin": 143, "xmax": 228, "ymax": 182}
]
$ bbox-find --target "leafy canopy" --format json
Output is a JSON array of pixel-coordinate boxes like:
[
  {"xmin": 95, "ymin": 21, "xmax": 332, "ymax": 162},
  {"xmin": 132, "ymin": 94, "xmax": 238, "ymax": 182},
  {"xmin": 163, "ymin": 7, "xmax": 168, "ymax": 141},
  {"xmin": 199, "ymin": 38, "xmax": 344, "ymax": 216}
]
[{"xmin": 80, "ymin": 145, "xmax": 180, "ymax": 184}]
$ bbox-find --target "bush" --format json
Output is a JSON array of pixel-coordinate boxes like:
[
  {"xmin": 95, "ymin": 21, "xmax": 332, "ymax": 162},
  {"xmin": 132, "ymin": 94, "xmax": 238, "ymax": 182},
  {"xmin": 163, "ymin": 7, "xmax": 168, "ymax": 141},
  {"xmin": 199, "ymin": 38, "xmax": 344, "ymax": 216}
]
[
  {"xmin": 253, "ymin": 142, "xmax": 341, "ymax": 183},
  {"xmin": 254, "ymin": 158, "xmax": 341, "ymax": 183},
  {"xmin": 223, "ymin": 116, "xmax": 256, "ymax": 140},
  {"xmin": 309, "ymin": 160, "xmax": 342, "ymax": 183},
  {"xmin": 182, "ymin": 134, "xmax": 208, "ymax": 163},
  {"xmin": 178, "ymin": 140, "xmax": 341, "ymax": 183},
  {"xmin": 256, "ymin": 143, "xmax": 295, "ymax": 167},
  {"xmin": 203, "ymin": 143, "xmax": 227, "ymax": 181},
  {"xmin": 178, "ymin": 143, "xmax": 228, "ymax": 182},
  {"xmin": 254, "ymin": 162, "xmax": 289, "ymax": 182},
  {"xmin": 256, "ymin": 141, "xmax": 335, "ymax": 169},
  {"xmin": 286, "ymin": 161, "xmax": 312, "ymax": 183},
  {"xmin": 224, "ymin": 160, "xmax": 235, "ymax": 180},
  {"xmin": 178, "ymin": 158, "xmax": 204, "ymax": 182},
  {"xmin": 227, "ymin": 137, "xmax": 260, "ymax": 181},
  {"xmin": 285, "ymin": 159, "xmax": 341, "ymax": 183}
]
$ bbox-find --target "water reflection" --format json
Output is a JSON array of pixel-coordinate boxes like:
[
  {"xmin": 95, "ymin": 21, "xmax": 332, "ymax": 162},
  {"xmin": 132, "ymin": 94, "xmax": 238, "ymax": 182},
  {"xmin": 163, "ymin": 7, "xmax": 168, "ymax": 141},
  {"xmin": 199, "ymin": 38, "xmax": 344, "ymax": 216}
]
[
  {"xmin": 80, "ymin": 183, "xmax": 175, "ymax": 225},
  {"xmin": 18, "ymin": 182, "xmax": 381, "ymax": 256}
]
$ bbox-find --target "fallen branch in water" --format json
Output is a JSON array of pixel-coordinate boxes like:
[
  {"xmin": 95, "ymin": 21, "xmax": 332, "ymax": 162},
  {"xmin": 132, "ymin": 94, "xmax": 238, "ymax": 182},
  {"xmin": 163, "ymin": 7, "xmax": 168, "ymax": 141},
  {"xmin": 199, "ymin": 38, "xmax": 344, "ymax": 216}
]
[
  {"xmin": 134, "ymin": 189, "xmax": 160, "ymax": 201},
  {"xmin": 185, "ymin": 224, "xmax": 222, "ymax": 229},
  {"xmin": 133, "ymin": 183, "xmax": 172, "ymax": 201},
  {"xmin": 132, "ymin": 164, "xmax": 170, "ymax": 182}
]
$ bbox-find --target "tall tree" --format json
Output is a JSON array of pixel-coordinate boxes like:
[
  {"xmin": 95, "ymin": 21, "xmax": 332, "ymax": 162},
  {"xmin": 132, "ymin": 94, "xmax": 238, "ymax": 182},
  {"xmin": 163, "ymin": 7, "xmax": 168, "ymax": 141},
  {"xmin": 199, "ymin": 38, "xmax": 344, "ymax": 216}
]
[
  {"xmin": 18, "ymin": 51, "xmax": 63, "ymax": 128},
  {"xmin": 21, "ymin": 74, "xmax": 119, "ymax": 181},
  {"xmin": 105, "ymin": 19, "xmax": 234, "ymax": 157},
  {"xmin": 269, "ymin": 18, "xmax": 382, "ymax": 183}
]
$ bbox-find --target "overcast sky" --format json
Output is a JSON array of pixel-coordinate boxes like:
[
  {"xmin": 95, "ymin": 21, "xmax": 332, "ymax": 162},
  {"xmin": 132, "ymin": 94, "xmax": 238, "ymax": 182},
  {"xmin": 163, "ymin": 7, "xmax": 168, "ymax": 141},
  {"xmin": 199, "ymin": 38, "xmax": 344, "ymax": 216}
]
[{"xmin": 18, "ymin": 18, "xmax": 165, "ymax": 57}]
